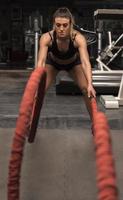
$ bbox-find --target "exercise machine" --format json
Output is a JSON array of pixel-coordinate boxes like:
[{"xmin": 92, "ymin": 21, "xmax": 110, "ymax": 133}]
[{"xmin": 94, "ymin": 9, "xmax": 123, "ymax": 108}]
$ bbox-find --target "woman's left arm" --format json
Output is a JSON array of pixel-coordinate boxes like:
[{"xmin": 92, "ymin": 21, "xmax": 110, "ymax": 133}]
[{"xmin": 76, "ymin": 33, "xmax": 96, "ymax": 97}]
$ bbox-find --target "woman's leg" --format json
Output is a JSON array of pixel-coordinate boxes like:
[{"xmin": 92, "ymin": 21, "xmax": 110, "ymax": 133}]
[
  {"xmin": 69, "ymin": 64, "xmax": 93, "ymax": 120},
  {"xmin": 45, "ymin": 64, "xmax": 58, "ymax": 92}
]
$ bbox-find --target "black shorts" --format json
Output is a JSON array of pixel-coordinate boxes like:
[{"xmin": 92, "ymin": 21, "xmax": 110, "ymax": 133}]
[{"xmin": 46, "ymin": 55, "xmax": 81, "ymax": 71}]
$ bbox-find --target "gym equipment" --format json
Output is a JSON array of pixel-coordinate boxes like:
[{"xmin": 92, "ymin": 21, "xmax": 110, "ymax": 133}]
[
  {"xmin": 8, "ymin": 67, "xmax": 46, "ymax": 200},
  {"xmin": 94, "ymin": 9, "xmax": 123, "ymax": 55},
  {"xmin": 94, "ymin": 9, "xmax": 123, "ymax": 20},
  {"xmin": 96, "ymin": 32, "xmax": 123, "ymax": 70},
  {"xmin": 91, "ymin": 98, "xmax": 119, "ymax": 199},
  {"xmin": 94, "ymin": 9, "xmax": 123, "ymax": 108},
  {"xmin": 28, "ymin": 69, "xmax": 46, "ymax": 143},
  {"xmin": 25, "ymin": 16, "xmax": 42, "ymax": 66}
]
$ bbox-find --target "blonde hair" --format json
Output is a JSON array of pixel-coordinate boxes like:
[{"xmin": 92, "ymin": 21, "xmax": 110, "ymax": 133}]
[{"xmin": 53, "ymin": 7, "xmax": 75, "ymax": 36}]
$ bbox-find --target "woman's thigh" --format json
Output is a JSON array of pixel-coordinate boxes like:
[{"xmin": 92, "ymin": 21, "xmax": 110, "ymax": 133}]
[
  {"xmin": 45, "ymin": 64, "xmax": 58, "ymax": 91},
  {"xmin": 69, "ymin": 64, "xmax": 88, "ymax": 92}
]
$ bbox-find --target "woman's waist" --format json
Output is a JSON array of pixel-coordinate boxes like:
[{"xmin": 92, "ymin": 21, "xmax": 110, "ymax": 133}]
[{"xmin": 48, "ymin": 52, "xmax": 80, "ymax": 65}]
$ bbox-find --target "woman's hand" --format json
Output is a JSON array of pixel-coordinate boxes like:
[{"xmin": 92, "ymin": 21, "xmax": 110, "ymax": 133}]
[{"xmin": 87, "ymin": 84, "xmax": 96, "ymax": 98}]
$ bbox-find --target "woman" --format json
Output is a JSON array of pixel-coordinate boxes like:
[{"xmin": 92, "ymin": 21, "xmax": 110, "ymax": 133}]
[{"xmin": 37, "ymin": 7, "xmax": 96, "ymax": 118}]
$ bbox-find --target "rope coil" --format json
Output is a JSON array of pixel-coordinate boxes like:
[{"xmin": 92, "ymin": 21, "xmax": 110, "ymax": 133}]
[
  {"xmin": 8, "ymin": 67, "xmax": 46, "ymax": 200},
  {"xmin": 91, "ymin": 98, "xmax": 119, "ymax": 200}
]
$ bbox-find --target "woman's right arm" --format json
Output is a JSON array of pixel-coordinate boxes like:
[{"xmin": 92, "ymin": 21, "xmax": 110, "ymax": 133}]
[{"xmin": 37, "ymin": 33, "xmax": 50, "ymax": 68}]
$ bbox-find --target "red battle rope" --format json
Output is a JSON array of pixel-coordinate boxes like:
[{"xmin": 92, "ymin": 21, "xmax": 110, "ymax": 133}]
[
  {"xmin": 8, "ymin": 67, "xmax": 46, "ymax": 200},
  {"xmin": 91, "ymin": 98, "xmax": 119, "ymax": 200}
]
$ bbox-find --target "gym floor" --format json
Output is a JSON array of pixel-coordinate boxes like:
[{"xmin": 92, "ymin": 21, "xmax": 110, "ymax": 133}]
[{"xmin": 0, "ymin": 69, "xmax": 123, "ymax": 200}]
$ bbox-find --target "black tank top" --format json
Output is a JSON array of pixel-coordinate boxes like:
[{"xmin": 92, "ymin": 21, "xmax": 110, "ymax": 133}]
[{"xmin": 48, "ymin": 31, "xmax": 78, "ymax": 60}]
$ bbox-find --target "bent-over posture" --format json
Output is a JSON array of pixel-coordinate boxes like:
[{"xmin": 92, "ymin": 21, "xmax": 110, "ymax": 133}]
[{"xmin": 37, "ymin": 7, "xmax": 96, "ymax": 119}]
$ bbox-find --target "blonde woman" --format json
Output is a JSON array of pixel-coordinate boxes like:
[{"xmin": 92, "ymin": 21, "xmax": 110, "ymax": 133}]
[{"xmin": 37, "ymin": 7, "xmax": 96, "ymax": 118}]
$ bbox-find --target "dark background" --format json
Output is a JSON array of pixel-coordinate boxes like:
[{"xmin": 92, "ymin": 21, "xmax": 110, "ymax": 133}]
[{"xmin": 0, "ymin": 0, "xmax": 123, "ymax": 67}]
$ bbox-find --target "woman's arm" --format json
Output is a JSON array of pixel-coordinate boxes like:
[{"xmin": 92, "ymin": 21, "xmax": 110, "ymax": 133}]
[
  {"xmin": 76, "ymin": 33, "xmax": 92, "ymax": 84},
  {"xmin": 75, "ymin": 33, "xmax": 96, "ymax": 97},
  {"xmin": 37, "ymin": 33, "xmax": 50, "ymax": 68}
]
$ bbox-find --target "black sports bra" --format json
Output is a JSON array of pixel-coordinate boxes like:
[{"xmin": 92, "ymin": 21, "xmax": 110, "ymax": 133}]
[{"xmin": 48, "ymin": 31, "xmax": 78, "ymax": 60}]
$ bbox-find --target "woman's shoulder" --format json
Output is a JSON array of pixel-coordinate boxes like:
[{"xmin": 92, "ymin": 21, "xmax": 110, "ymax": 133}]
[
  {"xmin": 72, "ymin": 29, "xmax": 85, "ymax": 37},
  {"xmin": 72, "ymin": 29, "xmax": 84, "ymax": 41},
  {"xmin": 40, "ymin": 30, "xmax": 54, "ymax": 44},
  {"xmin": 72, "ymin": 29, "xmax": 87, "ymax": 47},
  {"xmin": 41, "ymin": 30, "xmax": 53, "ymax": 38}
]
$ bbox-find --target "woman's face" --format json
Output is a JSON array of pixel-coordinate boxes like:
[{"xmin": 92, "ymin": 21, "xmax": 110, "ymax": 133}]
[{"xmin": 54, "ymin": 17, "xmax": 71, "ymax": 38}]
